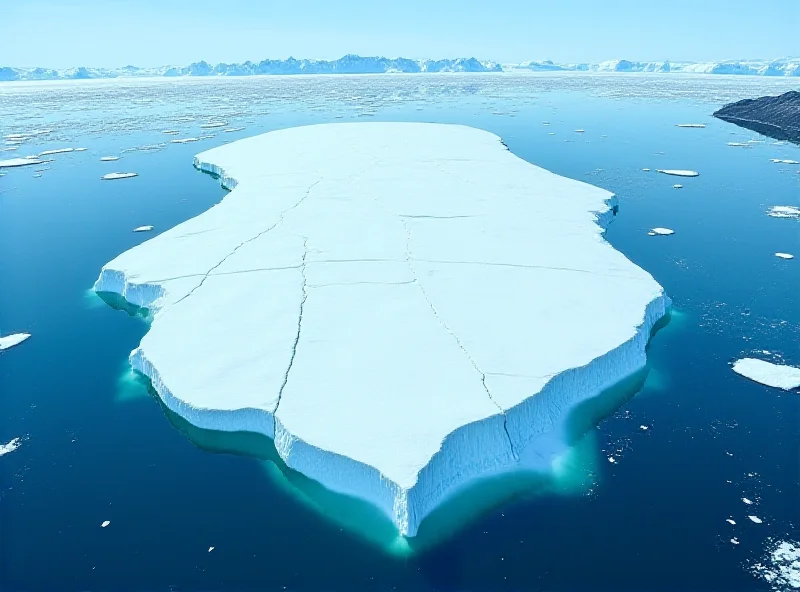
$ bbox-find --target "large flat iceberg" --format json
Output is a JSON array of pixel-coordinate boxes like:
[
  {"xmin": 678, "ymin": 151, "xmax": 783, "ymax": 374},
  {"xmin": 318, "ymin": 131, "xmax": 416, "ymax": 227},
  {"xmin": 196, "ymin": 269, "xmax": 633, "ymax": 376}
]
[{"xmin": 94, "ymin": 123, "xmax": 668, "ymax": 537}]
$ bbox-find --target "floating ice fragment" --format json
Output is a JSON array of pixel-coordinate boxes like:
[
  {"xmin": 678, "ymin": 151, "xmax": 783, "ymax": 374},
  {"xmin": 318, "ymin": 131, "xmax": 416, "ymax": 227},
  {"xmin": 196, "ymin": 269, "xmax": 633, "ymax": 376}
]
[
  {"xmin": 39, "ymin": 148, "xmax": 75, "ymax": 156},
  {"xmin": 639, "ymin": 425, "xmax": 649, "ymax": 430},
  {"xmin": 731, "ymin": 537, "xmax": 740, "ymax": 545},
  {"xmin": 102, "ymin": 172, "xmax": 138, "ymax": 180},
  {"xmin": 751, "ymin": 539, "xmax": 800, "ymax": 590},
  {"xmin": 728, "ymin": 142, "xmax": 750, "ymax": 147},
  {"xmin": 767, "ymin": 206, "xmax": 800, "ymax": 219},
  {"xmin": 732, "ymin": 359, "xmax": 800, "ymax": 390},
  {"xmin": 208, "ymin": 546, "xmax": 214, "ymax": 552},
  {"xmin": 726, "ymin": 519, "xmax": 736, "ymax": 525},
  {"xmin": 162, "ymin": 130, "xmax": 180, "ymax": 135},
  {"xmin": 223, "ymin": 127, "xmax": 245, "ymax": 133},
  {"xmin": 642, "ymin": 168, "xmax": 651, "ymax": 171},
  {"xmin": 171, "ymin": 138, "xmax": 199, "ymax": 144},
  {"xmin": 100, "ymin": 156, "xmax": 120, "ymax": 162},
  {"xmin": 775, "ymin": 253, "xmax": 794, "ymax": 259},
  {"xmin": 657, "ymin": 169, "xmax": 699, "ymax": 177},
  {"xmin": 0, "ymin": 157, "xmax": 44, "ymax": 168},
  {"xmin": 648, "ymin": 228, "xmax": 674, "ymax": 236},
  {"xmin": 743, "ymin": 497, "xmax": 754, "ymax": 505},
  {"xmin": 74, "ymin": 148, "xmax": 87, "ymax": 152},
  {"xmin": 748, "ymin": 516, "xmax": 763, "ymax": 524},
  {"xmin": 772, "ymin": 159, "xmax": 800, "ymax": 165},
  {"xmin": 200, "ymin": 122, "xmax": 227, "ymax": 129},
  {"xmin": 608, "ymin": 457, "xmax": 616, "ymax": 463},
  {"xmin": 676, "ymin": 124, "xmax": 706, "ymax": 128},
  {"xmin": 4, "ymin": 134, "xmax": 26, "ymax": 140},
  {"xmin": 673, "ymin": 184, "xmax": 683, "ymax": 189},
  {"xmin": 133, "ymin": 225, "xmax": 154, "ymax": 233},
  {"xmin": 101, "ymin": 521, "xmax": 110, "ymax": 528},
  {"xmin": 0, "ymin": 333, "xmax": 31, "ymax": 350},
  {"xmin": 0, "ymin": 438, "xmax": 21, "ymax": 457}
]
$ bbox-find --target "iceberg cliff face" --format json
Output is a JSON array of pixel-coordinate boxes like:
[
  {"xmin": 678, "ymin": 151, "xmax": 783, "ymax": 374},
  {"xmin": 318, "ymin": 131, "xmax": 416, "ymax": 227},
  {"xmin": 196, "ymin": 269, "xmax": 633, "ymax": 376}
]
[{"xmin": 94, "ymin": 123, "xmax": 667, "ymax": 537}]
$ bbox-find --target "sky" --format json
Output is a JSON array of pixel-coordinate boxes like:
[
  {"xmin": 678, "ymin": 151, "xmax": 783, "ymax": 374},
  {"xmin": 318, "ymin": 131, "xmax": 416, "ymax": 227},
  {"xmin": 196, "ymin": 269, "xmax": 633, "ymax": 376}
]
[{"xmin": 4, "ymin": 0, "xmax": 799, "ymax": 69}]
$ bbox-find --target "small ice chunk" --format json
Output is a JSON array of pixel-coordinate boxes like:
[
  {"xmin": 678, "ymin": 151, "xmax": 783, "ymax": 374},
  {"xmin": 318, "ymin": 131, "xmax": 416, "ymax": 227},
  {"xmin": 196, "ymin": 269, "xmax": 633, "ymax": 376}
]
[
  {"xmin": 642, "ymin": 168, "xmax": 651, "ymax": 171},
  {"xmin": 4, "ymin": 134, "xmax": 26, "ymax": 140},
  {"xmin": 672, "ymin": 184, "xmax": 683, "ymax": 189},
  {"xmin": 732, "ymin": 359, "xmax": 800, "ymax": 390},
  {"xmin": 575, "ymin": 129, "xmax": 585, "ymax": 133},
  {"xmin": 133, "ymin": 225, "xmax": 154, "ymax": 233},
  {"xmin": 731, "ymin": 537, "xmax": 740, "ymax": 545},
  {"xmin": 208, "ymin": 546, "xmax": 215, "ymax": 552},
  {"xmin": 102, "ymin": 172, "xmax": 138, "ymax": 180},
  {"xmin": 639, "ymin": 425, "xmax": 649, "ymax": 430},
  {"xmin": 657, "ymin": 169, "xmax": 699, "ymax": 177},
  {"xmin": 742, "ymin": 497, "xmax": 754, "ymax": 505},
  {"xmin": 648, "ymin": 228, "xmax": 674, "ymax": 236},
  {"xmin": 101, "ymin": 521, "xmax": 111, "ymax": 528},
  {"xmin": 200, "ymin": 122, "xmax": 227, "ymax": 128},
  {"xmin": 223, "ymin": 127, "xmax": 246, "ymax": 133},
  {"xmin": 39, "ymin": 148, "xmax": 75, "ymax": 156},
  {"xmin": 171, "ymin": 138, "xmax": 199, "ymax": 144},
  {"xmin": 0, "ymin": 438, "xmax": 21, "ymax": 457},
  {"xmin": 767, "ymin": 206, "xmax": 800, "ymax": 219},
  {"xmin": 74, "ymin": 148, "xmax": 87, "ymax": 152},
  {"xmin": 771, "ymin": 159, "xmax": 800, "ymax": 164},
  {"xmin": 726, "ymin": 518, "xmax": 736, "ymax": 525},
  {"xmin": 607, "ymin": 456, "xmax": 616, "ymax": 463},
  {"xmin": 100, "ymin": 156, "xmax": 120, "ymax": 162},
  {"xmin": 676, "ymin": 124, "xmax": 706, "ymax": 128},
  {"xmin": 775, "ymin": 253, "xmax": 794, "ymax": 259},
  {"xmin": 0, "ymin": 157, "xmax": 44, "ymax": 168},
  {"xmin": 748, "ymin": 516, "xmax": 763, "ymax": 524},
  {"xmin": 728, "ymin": 142, "xmax": 750, "ymax": 147},
  {"xmin": 0, "ymin": 333, "xmax": 31, "ymax": 350},
  {"xmin": 162, "ymin": 130, "xmax": 181, "ymax": 135}
]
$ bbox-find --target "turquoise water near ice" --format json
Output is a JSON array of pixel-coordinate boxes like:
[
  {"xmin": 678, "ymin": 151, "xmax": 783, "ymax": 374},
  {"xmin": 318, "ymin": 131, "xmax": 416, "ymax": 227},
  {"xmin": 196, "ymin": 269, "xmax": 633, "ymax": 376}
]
[{"xmin": 1, "ymin": 75, "xmax": 798, "ymax": 591}]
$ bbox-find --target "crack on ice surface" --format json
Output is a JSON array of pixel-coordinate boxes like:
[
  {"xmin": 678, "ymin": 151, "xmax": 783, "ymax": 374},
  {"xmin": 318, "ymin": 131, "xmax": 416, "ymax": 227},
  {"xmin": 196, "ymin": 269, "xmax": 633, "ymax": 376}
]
[
  {"xmin": 173, "ymin": 180, "xmax": 321, "ymax": 306},
  {"xmin": 273, "ymin": 236, "xmax": 310, "ymax": 417},
  {"xmin": 395, "ymin": 203, "xmax": 519, "ymax": 460}
]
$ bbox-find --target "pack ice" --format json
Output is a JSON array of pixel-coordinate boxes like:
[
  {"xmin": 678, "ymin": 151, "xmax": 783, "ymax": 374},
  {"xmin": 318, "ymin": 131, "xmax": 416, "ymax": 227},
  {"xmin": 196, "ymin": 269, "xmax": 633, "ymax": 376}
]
[{"xmin": 94, "ymin": 123, "xmax": 668, "ymax": 537}]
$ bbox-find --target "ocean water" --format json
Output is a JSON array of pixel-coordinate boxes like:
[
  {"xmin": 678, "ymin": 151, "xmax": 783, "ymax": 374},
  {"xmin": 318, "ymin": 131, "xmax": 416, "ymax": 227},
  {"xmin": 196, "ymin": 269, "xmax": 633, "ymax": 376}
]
[{"xmin": 1, "ymin": 73, "xmax": 798, "ymax": 592}]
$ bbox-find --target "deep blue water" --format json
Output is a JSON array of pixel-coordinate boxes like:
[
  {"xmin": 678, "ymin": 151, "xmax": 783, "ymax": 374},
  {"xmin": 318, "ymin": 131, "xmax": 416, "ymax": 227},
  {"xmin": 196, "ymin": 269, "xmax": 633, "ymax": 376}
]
[{"xmin": 1, "ymin": 80, "xmax": 799, "ymax": 591}]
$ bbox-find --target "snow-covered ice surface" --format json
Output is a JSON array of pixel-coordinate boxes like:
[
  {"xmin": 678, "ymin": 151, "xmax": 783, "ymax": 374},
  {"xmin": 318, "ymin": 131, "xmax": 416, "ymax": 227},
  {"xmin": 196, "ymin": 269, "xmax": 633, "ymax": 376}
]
[
  {"xmin": 732, "ymin": 358, "xmax": 800, "ymax": 390},
  {"xmin": 94, "ymin": 122, "xmax": 668, "ymax": 537},
  {"xmin": 0, "ymin": 333, "xmax": 31, "ymax": 350},
  {"xmin": 751, "ymin": 539, "xmax": 800, "ymax": 590}
]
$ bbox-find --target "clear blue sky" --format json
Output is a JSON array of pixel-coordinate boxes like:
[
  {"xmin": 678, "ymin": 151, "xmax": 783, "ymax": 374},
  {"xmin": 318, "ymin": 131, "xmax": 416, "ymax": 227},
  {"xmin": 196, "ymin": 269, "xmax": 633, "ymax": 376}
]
[{"xmin": 5, "ymin": 0, "xmax": 798, "ymax": 68}]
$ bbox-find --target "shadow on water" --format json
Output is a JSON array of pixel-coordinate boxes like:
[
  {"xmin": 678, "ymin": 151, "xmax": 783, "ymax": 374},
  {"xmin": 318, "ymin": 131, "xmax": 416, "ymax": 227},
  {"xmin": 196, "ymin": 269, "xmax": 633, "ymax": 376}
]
[
  {"xmin": 94, "ymin": 290, "xmax": 151, "ymax": 320},
  {"xmin": 125, "ymin": 310, "xmax": 673, "ymax": 555}
]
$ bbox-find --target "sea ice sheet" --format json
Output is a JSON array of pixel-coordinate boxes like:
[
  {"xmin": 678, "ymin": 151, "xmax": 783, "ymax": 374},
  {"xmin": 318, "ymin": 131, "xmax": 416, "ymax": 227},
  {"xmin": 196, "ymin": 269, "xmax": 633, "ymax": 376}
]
[{"xmin": 94, "ymin": 123, "xmax": 668, "ymax": 536}]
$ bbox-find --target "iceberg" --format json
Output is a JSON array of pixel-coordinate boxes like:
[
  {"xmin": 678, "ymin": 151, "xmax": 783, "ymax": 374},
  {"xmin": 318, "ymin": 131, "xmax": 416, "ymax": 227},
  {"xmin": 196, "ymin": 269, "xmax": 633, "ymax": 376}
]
[
  {"xmin": 732, "ymin": 358, "xmax": 800, "ymax": 390},
  {"xmin": 775, "ymin": 252, "xmax": 794, "ymax": 259},
  {"xmin": 0, "ymin": 332, "xmax": 31, "ymax": 350},
  {"xmin": 0, "ymin": 438, "xmax": 21, "ymax": 457},
  {"xmin": 94, "ymin": 122, "xmax": 668, "ymax": 537}
]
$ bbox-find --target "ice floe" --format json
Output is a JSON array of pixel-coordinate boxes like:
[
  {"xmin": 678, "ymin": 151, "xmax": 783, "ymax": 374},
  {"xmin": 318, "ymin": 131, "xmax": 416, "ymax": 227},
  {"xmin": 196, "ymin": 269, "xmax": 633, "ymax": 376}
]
[
  {"xmin": 672, "ymin": 184, "xmax": 683, "ymax": 189},
  {"xmin": 223, "ymin": 127, "xmax": 246, "ymax": 133},
  {"xmin": 171, "ymin": 138, "xmax": 199, "ymax": 144},
  {"xmin": 748, "ymin": 515, "xmax": 763, "ymax": 524},
  {"xmin": 676, "ymin": 124, "xmax": 706, "ymax": 128},
  {"xmin": 728, "ymin": 142, "xmax": 750, "ymax": 147},
  {"xmin": 101, "ymin": 521, "xmax": 111, "ymax": 528},
  {"xmin": 0, "ymin": 157, "xmax": 44, "ymax": 168},
  {"xmin": 39, "ymin": 148, "xmax": 76, "ymax": 156},
  {"xmin": 94, "ymin": 122, "xmax": 669, "ymax": 537},
  {"xmin": 775, "ymin": 253, "xmax": 794, "ymax": 259},
  {"xmin": 751, "ymin": 539, "xmax": 800, "ymax": 590},
  {"xmin": 100, "ymin": 156, "xmax": 120, "ymax": 162},
  {"xmin": 732, "ymin": 359, "xmax": 800, "ymax": 390},
  {"xmin": 657, "ymin": 169, "xmax": 699, "ymax": 177},
  {"xmin": 648, "ymin": 228, "xmax": 674, "ymax": 236},
  {"xmin": 0, "ymin": 333, "xmax": 31, "ymax": 350},
  {"xmin": 0, "ymin": 438, "xmax": 22, "ymax": 457},
  {"xmin": 201, "ymin": 122, "xmax": 227, "ymax": 129},
  {"xmin": 102, "ymin": 172, "xmax": 138, "ymax": 180},
  {"xmin": 771, "ymin": 159, "xmax": 800, "ymax": 164},
  {"xmin": 133, "ymin": 225, "xmax": 154, "ymax": 233},
  {"xmin": 767, "ymin": 206, "xmax": 800, "ymax": 219}
]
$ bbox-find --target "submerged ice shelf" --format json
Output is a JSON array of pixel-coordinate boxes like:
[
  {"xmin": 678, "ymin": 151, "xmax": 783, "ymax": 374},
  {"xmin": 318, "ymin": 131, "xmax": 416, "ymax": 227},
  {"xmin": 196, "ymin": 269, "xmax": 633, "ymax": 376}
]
[{"xmin": 94, "ymin": 122, "xmax": 668, "ymax": 537}]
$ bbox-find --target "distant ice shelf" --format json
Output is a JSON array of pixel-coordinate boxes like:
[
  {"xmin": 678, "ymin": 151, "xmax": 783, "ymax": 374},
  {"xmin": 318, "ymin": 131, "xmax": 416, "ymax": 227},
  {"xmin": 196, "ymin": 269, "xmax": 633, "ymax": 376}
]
[
  {"xmin": 732, "ymin": 358, "xmax": 800, "ymax": 390},
  {"xmin": 94, "ymin": 122, "xmax": 668, "ymax": 537}
]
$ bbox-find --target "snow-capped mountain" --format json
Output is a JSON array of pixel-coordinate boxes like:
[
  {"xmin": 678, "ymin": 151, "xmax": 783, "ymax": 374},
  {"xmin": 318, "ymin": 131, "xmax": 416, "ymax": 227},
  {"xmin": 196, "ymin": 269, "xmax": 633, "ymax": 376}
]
[{"xmin": 1, "ymin": 55, "xmax": 798, "ymax": 81}]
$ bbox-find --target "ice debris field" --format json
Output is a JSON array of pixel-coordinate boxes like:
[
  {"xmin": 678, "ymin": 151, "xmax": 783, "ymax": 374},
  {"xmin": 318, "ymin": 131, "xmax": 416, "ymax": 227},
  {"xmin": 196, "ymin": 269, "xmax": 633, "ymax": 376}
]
[{"xmin": 94, "ymin": 122, "xmax": 668, "ymax": 537}]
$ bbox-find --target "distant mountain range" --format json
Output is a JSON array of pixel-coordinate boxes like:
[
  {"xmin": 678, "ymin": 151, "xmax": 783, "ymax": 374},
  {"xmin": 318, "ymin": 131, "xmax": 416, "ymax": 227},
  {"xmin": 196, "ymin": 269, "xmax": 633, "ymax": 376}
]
[{"xmin": 1, "ymin": 55, "xmax": 799, "ymax": 81}]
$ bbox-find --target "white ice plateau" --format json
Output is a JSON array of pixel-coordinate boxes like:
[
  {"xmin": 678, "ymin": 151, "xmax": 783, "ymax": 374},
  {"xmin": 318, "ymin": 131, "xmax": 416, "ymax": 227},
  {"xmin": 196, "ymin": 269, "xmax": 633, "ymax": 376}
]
[
  {"xmin": 732, "ymin": 358, "xmax": 800, "ymax": 391},
  {"xmin": 94, "ymin": 122, "xmax": 668, "ymax": 537}
]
